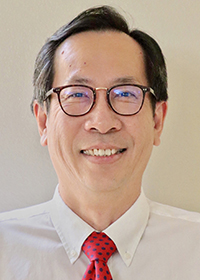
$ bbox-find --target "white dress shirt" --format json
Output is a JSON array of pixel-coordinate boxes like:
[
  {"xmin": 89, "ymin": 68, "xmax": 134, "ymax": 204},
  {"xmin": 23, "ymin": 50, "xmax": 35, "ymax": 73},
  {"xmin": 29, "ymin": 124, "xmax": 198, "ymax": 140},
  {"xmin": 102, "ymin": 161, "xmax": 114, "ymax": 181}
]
[{"xmin": 1, "ymin": 186, "xmax": 200, "ymax": 279}]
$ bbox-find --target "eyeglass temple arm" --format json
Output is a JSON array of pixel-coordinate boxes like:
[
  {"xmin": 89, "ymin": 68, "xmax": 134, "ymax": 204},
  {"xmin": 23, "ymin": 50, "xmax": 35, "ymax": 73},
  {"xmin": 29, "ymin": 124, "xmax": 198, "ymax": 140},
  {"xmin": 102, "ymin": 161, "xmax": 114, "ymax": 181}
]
[
  {"xmin": 44, "ymin": 88, "xmax": 54, "ymax": 101},
  {"xmin": 149, "ymin": 88, "xmax": 157, "ymax": 99}
]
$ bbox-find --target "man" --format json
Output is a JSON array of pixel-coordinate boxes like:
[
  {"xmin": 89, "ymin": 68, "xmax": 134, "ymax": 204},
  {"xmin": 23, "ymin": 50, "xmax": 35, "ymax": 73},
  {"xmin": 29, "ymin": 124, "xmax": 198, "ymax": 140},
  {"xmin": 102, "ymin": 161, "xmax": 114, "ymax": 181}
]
[{"xmin": 0, "ymin": 5, "xmax": 200, "ymax": 279}]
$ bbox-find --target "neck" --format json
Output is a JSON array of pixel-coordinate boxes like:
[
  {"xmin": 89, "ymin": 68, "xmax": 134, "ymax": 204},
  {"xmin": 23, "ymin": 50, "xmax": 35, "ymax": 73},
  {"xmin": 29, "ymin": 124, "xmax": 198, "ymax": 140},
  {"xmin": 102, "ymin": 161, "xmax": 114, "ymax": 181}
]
[{"xmin": 58, "ymin": 181, "xmax": 141, "ymax": 231}]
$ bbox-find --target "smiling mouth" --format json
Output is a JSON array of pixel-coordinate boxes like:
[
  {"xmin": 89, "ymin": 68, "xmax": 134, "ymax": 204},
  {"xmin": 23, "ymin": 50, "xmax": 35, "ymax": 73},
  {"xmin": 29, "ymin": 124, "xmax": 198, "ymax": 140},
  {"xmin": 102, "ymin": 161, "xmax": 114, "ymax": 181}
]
[{"xmin": 81, "ymin": 148, "xmax": 126, "ymax": 157}]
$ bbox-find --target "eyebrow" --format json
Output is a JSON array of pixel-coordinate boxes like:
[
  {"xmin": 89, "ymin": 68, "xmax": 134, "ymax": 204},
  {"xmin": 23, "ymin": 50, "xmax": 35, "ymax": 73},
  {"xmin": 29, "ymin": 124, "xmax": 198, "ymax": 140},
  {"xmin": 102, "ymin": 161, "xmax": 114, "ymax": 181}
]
[
  {"xmin": 112, "ymin": 76, "xmax": 138, "ymax": 84},
  {"xmin": 65, "ymin": 75, "xmax": 139, "ymax": 86},
  {"xmin": 65, "ymin": 76, "xmax": 91, "ymax": 85}
]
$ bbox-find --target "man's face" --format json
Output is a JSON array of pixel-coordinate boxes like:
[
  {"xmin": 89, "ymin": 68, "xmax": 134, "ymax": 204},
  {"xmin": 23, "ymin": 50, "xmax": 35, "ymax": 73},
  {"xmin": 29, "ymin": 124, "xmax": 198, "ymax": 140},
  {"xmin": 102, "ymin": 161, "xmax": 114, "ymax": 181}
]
[{"xmin": 35, "ymin": 31, "xmax": 166, "ymax": 198}]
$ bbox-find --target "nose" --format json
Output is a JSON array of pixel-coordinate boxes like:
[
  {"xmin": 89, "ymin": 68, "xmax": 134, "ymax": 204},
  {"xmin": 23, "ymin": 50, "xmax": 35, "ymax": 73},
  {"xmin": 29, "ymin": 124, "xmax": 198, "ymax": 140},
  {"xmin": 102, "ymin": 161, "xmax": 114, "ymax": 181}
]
[{"xmin": 84, "ymin": 88, "xmax": 122, "ymax": 134}]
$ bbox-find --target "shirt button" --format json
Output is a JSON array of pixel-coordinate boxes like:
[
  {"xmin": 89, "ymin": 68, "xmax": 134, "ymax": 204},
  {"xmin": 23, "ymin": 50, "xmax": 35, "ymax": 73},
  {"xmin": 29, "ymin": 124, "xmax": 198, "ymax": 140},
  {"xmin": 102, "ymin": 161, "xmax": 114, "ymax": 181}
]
[
  {"xmin": 124, "ymin": 251, "xmax": 131, "ymax": 259},
  {"xmin": 70, "ymin": 250, "xmax": 77, "ymax": 258}
]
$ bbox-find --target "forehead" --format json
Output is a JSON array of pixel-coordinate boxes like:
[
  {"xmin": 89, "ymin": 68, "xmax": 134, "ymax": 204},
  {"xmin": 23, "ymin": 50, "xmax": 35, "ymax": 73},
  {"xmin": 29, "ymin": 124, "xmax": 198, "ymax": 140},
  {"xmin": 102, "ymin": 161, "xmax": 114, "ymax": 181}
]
[{"xmin": 53, "ymin": 31, "xmax": 147, "ymax": 86}]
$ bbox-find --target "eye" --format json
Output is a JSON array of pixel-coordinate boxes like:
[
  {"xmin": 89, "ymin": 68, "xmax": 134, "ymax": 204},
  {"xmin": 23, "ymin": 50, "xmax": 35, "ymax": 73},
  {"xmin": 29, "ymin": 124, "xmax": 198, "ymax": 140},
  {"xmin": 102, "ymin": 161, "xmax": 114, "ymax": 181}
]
[
  {"xmin": 69, "ymin": 92, "xmax": 86, "ymax": 98},
  {"xmin": 60, "ymin": 87, "xmax": 93, "ymax": 106},
  {"xmin": 118, "ymin": 91, "xmax": 135, "ymax": 97},
  {"xmin": 61, "ymin": 88, "xmax": 90, "ymax": 100},
  {"xmin": 113, "ymin": 89, "xmax": 138, "ymax": 99}
]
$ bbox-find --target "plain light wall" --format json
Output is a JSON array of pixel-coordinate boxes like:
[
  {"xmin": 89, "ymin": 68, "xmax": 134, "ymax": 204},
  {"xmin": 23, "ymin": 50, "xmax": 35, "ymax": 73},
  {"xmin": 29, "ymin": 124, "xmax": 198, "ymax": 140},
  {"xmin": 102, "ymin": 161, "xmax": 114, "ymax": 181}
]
[{"xmin": 0, "ymin": 0, "xmax": 200, "ymax": 213}]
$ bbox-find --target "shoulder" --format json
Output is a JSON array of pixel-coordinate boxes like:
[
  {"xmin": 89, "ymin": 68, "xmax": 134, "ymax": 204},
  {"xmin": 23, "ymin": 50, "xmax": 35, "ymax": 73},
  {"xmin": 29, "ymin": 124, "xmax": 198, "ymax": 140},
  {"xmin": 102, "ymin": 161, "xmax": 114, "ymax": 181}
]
[
  {"xmin": 147, "ymin": 199, "xmax": 200, "ymax": 239},
  {"xmin": 0, "ymin": 200, "xmax": 53, "ymax": 229},
  {"xmin": 148, "ymin": 199, "xmax": 200, "ymax": 223},
  {"xmin": 0, "ymin": 200, "xmax": 56, "ymax": 252}
]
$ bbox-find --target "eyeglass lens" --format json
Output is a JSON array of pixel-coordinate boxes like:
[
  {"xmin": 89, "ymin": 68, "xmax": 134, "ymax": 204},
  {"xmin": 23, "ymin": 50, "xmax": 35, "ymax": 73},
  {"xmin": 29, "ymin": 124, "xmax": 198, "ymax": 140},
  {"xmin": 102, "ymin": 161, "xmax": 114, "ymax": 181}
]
[{"xmin": 59, "ymin": 85, "xmax": 144, "ymax": 116}]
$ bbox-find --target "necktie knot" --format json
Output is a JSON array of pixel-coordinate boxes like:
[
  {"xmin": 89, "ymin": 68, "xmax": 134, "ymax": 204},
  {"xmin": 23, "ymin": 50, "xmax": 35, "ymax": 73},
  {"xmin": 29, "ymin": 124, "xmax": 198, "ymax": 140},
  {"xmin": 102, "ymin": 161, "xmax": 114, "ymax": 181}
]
[{"xmin": 82, "ymin": 231, "xmax": 116, "ymax": 280}]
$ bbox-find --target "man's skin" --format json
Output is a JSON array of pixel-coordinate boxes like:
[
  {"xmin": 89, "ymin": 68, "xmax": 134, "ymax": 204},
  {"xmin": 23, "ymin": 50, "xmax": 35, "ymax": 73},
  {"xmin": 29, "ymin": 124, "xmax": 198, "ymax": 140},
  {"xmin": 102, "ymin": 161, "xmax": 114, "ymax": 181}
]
[{"xmin": 34, "ymin": 30, "xmax": 167, "ymax": 232}]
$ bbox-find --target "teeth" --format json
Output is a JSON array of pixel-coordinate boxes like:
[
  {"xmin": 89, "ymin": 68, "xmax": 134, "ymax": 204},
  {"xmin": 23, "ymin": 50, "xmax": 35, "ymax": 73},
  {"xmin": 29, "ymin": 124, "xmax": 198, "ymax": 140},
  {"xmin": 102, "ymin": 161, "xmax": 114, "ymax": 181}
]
[
  {"xmin": 105, "ymin": 149, "xmax": 111, "ymax": 156},
  {"xmin": 83, "ymin": 148, "xmax": 121, "ymax": 157}
]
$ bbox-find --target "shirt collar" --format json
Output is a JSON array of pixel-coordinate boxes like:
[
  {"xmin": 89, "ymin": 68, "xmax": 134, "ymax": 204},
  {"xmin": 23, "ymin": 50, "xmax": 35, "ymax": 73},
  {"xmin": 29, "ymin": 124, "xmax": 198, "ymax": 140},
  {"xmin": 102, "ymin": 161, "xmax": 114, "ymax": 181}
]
[
  {"xmin": 104, "ymin": 189, "xmax": 150, "ymax": 266},
  {"xmin": 50, "ymin": 186, "xmax": 150, "ymax": 266},
  {"xmin": 49, "ymin": 186, "xmax": 94, "ymax": 264}
]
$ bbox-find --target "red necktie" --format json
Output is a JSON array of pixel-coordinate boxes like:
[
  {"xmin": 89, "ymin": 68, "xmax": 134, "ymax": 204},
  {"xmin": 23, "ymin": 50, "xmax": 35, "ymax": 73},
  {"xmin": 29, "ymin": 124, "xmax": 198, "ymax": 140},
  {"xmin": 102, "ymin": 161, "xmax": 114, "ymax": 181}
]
[{"xmin": 82, "ymin": 231, "xmax": 116, "ymax": 280}]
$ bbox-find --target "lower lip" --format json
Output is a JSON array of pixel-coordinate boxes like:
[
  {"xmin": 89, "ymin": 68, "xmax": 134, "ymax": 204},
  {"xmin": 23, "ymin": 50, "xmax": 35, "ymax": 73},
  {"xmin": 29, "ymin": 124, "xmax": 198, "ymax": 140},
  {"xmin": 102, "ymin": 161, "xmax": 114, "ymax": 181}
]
[{"xmin": 81, "ymin": 150, "xmax": 126, "ymax": 164}]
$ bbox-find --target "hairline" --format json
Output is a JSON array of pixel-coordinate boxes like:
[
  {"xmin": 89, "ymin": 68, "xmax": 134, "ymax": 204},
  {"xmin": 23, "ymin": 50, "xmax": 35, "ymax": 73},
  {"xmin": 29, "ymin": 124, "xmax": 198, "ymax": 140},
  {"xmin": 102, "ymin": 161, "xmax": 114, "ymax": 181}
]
[{"xmin": 52, "ymin": 29, "xmax": 149, "ymax": 86}]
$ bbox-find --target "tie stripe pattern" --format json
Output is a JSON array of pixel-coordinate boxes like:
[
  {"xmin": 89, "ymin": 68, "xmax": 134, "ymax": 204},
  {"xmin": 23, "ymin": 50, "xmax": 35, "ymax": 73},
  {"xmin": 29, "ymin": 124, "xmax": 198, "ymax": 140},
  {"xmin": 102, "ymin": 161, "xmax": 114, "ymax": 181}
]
[{"xmin": 82, "ymin": 231, "xmax": 116, "ymax": 280}]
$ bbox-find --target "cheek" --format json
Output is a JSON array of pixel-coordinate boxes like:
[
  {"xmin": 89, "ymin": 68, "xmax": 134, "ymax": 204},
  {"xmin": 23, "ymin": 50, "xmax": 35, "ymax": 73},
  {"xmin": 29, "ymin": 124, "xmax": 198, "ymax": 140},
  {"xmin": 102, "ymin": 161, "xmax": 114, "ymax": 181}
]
[
  {"xmin": 127, "ymin": 109, "xmax": 154, "ymax": 138},
  {"xmin": 126, "ymin": 111, "xmax": 155, "ymax": 156},
  {"xmin": 139, "ymin": 102, "xmax": 155, "ymax": 141},
  {"xmin": 46, "ymin": 106, "xmax": 67, "ymax": 155},
  {"xmin": 134, "ymin": 117, "xmax": 155, "ymax": 165},
  {"xmin": 46, "ymin": 107, "xmax": 83, "ymax": 159}
]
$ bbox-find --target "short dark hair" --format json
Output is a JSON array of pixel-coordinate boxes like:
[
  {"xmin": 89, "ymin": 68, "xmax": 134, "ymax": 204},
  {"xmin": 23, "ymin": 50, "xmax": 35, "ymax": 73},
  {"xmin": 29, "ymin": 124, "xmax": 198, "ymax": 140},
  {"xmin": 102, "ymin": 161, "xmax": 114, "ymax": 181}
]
[{"xmin": 31, "ymin": 5, "xmax": 168, "ymax": 112}]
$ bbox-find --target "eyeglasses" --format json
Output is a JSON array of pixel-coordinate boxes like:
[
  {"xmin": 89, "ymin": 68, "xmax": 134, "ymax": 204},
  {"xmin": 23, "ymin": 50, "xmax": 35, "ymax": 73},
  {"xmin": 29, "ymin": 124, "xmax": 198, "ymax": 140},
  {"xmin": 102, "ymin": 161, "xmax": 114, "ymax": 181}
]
[{"xmin": 44, "ymin": 84, "xmax": 156, "ymax": 116}]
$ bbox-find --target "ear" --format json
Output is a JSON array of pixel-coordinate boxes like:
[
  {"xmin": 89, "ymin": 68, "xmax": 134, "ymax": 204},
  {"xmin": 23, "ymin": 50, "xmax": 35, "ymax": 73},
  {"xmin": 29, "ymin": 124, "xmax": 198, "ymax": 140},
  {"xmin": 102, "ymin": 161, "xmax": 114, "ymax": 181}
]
[
  {"xmin": 33, "ymin": 101, "xmax": 48, "ymax": 147},
  {"xmin": 153, "ymin": 101, "xmax": 168, "ymax": 146}
]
